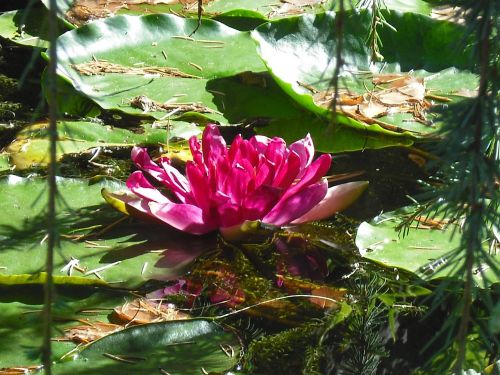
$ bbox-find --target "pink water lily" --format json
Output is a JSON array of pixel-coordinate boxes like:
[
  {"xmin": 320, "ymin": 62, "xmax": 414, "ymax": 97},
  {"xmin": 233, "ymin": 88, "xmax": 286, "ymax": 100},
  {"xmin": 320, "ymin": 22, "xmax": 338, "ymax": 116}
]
[{"xmin": 118, "ymin": 125, "xmax": 367, "ymax": 236}]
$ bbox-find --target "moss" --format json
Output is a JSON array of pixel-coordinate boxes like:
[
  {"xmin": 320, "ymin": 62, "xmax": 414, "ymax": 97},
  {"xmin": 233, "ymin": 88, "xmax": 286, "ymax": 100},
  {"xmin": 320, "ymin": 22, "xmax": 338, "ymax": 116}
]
[
  {"xmin": 244, "ymin": 324, "xmax": 322, "ymax": 375},
  {"xmin": 0, "ymin": 74, "xmax": 18, "ymax": 100}
]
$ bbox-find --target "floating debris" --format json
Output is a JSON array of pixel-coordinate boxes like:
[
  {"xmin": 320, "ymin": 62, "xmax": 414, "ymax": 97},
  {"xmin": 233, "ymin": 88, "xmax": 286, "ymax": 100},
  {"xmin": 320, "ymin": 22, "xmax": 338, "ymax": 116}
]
[
  {"xmin": 310, "ymin": 73, "xmax": 432, "ymax": 131},
  {"xmin": 129, "ymin": 95, "xmax": 220, "ymax": 115},
  {"xmin": 72, "ymin": 60, "xmax": 201, "ymax": 79},
  {"xmin": 113, "ymin": 298, "xmax": 190, "ymax": 324}
]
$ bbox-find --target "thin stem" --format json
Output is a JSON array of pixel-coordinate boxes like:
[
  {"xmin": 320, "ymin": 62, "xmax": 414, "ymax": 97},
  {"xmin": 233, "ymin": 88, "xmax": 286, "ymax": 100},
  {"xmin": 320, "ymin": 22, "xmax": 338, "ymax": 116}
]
[
  {"xmin": 42, "ymin": 0, "xmax": 59, "ymax": 373},
  {"xmin": 453, "ymin": 14, "xmax": 491, "ymax": 374},
  {"xmin": 331, "ymin": 0, "xmax": 344, "ymax": 115}
]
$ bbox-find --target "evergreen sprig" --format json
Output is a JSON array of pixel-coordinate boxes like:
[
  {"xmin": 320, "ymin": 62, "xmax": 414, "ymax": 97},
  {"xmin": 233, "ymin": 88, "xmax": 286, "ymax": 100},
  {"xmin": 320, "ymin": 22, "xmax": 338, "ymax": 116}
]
[{"xmin": 400, "ymin": 1, "xmax": 499, "ymax": 372}]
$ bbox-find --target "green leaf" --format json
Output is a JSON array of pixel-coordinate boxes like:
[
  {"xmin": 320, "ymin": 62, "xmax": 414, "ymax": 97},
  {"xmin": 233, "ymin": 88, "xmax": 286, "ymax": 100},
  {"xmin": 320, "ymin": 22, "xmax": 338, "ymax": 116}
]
[
  {"xmin": 0, "ymin": 7, "xmax": 53, "ymax": 48},
  {"xmin": 252, "ymin": 11, "xmax": 477, "ymax": 137},
  {"xmin": 355, "ymin": 207, "xmax": 500, "ymax": 286},
  {"xmin": 54, "ymin": 319, "xmax": 240, "ymax": 375},
  {"xmin": 0, "ymin": 175, "xmax": 216, "ymax": 289},
  {"xmin": 41, "ymin": 69, "xmax": 101, "ymax": 117},
  {"xmin": 258, "ymin": 112, "xmax": 412, "ymax": 153},
  {"xmin": 0, "ymin": 273, "xmax": 107, "ymax": 287},
  {"xmin": 3, "ymin": 120, "xmax": 196, "ymax": 170},
  {"xmin": 0, "ymin": 153, "xmax": 10, "ymax": 172},
  {"xmin": 207, "ymin": 0, "xmax": 431, "ymax": 18},
  {"xmin": 0, "ymin": 290, "xmax": 127, "ymax": 369},
  {"xmin": 45, "ymin": 14, "xmax": 305, "ymax": 124}
]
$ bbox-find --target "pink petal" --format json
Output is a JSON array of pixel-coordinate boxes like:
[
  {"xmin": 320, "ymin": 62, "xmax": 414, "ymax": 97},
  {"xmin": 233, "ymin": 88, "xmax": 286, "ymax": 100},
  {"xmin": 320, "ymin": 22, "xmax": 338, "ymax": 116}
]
[
  {"xmin": 159, "ymin": 158, "xmax": 192, "ymax": 202},
  {"xmin": 243, "ymin": 185, "xmax": 282, "ymax": 220},
  {"xmin": 225, "ymin": 163, "xmax": 252, "ymax": 204},
  {"xmin": 282, "ymin": 153, "xmax": 332, "ymax": 199},
  {"xmin": 272, "ymin": 150, "xmax": 301, "ymax": 190},
  {"xmin": 255, "ymin": 156, "xmax": 275, "ymax": 188},
  {"xmin": 185, "ymin": 161, "xmax": 211, "ymax": 212},
  {"xmin": 292, "ymin": 181, "xmax": 369, "ymax": 224},
  {"xmin": 126, "ymin": 171, "xmax": 171, "ymax": 204},
  {"xmin": 263, "ymin": 179, "xmax": 328, "ymax": 226},
  {"xmin": 132, "ymin": 147, "xmax": 191, "ymax": 203},
  {"xmin": 149, "ymin": 201, "xmax": 217, "ymax": 235},
  {"xmin": 202, "ymin": 124, "xmax": 227, "ymax": 166},
  {"xmin": 249, "ymin": 134, "xmax": 272, "ymax": 153},
  {"xmin": 217, "ymin": 201, "xmax": 244, "ymax": 228},
  {"xmin": 131, "ymin": 147, "xmax": 167, "ymax": 181},
  {"xmin": 189, "ymin": 136, "xmax": 204, "ymax": 168},
  {"xmin": 229, "ymin": 135, "xmax": 258, "ymax": 166},
  {"xmin": 265, "ymin": 138, "xmax": 287, "ymax": 167},
  {"xmin": 289, "ymin": 133, "xmax": 314, "ymax": 169}
]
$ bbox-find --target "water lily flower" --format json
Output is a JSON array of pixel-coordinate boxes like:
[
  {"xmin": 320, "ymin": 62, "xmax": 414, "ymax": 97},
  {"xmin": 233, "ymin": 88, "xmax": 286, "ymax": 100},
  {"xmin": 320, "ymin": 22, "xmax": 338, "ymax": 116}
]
[{"xmin": 104, "ymin": 125, "xmax": 368, "ymax": 238}]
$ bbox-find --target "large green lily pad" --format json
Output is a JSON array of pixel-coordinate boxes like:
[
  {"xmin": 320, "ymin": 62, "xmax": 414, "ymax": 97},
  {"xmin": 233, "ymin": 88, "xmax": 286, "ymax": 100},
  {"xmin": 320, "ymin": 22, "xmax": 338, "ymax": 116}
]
[
  {"xmin": 40, "ymin": 0, "xmax": 432, "ymax": 28},
  {"xmin": 252, "ymin": 11, "xmax": 477, "ymax": 136},
  {"xmin": 0, "ymin": 288, "xmax": 127, "ymax": 369},
  {"xmin": 0, "ymin": 175, "xmax": 217, "ymax": 289},
  {"xmin": 54, "ymin": 319, "xmax": 240, "ymax": 374},
  {"xmin": 46, "ymin": 14, "xmax": 307, "ymax": 124},
  {"xmin": 2, "ymin": 120, "xmax": 198, "ymax": 170},
  {"xmin": 206, "ymin": 0, "xmax": 432, "ymax": 16},
  {"xmin": 355, "ymin": 208, "xmax": 500, "ymax": 286}
]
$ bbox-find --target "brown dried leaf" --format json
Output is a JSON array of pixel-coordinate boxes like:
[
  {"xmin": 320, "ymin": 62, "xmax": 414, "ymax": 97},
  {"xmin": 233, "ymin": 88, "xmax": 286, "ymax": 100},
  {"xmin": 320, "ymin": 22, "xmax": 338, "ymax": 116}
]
[
  {"xmin": 311, "ymin": 73, "xmax": 429, "ymax": 129},
  {"xmin": 269, "ymin": 0, "xmax": 326, "ymax": 16},
  {"xmin": 62, "ymin": 321, "xmax": 123, "ymax": 343},
  {"xmin": 129, "ymin": 95, "xmax": 220, "ymax": 115},
  {"xmin": 113, "ymin": 298, "xmax": 190, "ymax": 324},
  {"xmin": 0, "ymin": 366, "xmax": 43, "ymax": 375},
  {"xmin": 65, "ymin": 0, "xmax": 195, "ymax": 26},
  {"xmin": 309, "ymin": 286, "xmax": 346, "ymax": 309},
  {"xmin": 281, "ymin": 0, "xmax": 325, "ymax": 6}
]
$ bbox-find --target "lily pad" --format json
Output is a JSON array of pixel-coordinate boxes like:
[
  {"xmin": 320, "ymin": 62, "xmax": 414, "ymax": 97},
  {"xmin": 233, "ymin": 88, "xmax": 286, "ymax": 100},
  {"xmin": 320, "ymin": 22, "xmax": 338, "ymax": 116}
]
[
  {"xmin": 355, "ymin": 208, "xmax": 500, "ymax": 286},
  {"xmin": 0, "ymin": 288, "xmax": 128, "ymax": 369},
  {"xmin": 40, "ymin": 0, "xmax": 432, "ymax": 28},
  {"xmin": 2, "ymin": 120, "xmax": 197, "ymax": 170},
  {"xmin": 252, "ymin": 11, "xmax": 477, "ymax": 136},
  {"xmin": 54, "ymin": 319, "xmax": 240, "ymax": 374},
  {"xmin": 45, "ymin": 14, "xmax": 306, "ymax": 124},
  {"xmin": 40, "ymin": 0, "xmax": 186, "ymax": 26},
  {"xmin": 0, "ymin": 7, "xmax": 58, "ymax": 48},
  {"xmin": 207, "ymin": 0, "xmax": 431, "ymax": 18},
  {"xmin": 0, "ymin": 175, "xmax": 217, "ymax": 289},
  {"xmin": 258, "ymin": 111, "xmax": 413, "ymax": 153}
]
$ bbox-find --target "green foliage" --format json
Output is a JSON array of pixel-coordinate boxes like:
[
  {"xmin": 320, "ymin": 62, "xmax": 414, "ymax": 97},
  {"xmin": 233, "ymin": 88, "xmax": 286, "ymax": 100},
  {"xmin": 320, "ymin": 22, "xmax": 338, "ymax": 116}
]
[
  {"xmin": 0, "ymin": 0, "xmax": 498, "ymax": 373},
  {"xmin": 394, "ymin": 1, "xmax": 499, "ymax": 372},
  {"xmin": 54, "ymin": 319, "xmax": 240, "ymax": 375},
  {"xmin": 0, "ymin": 176, "xmax": 214, "ymax": 289},
  {"xmin": 245, "ymin": 323, "xmax": 322, "ymax": 374},
  {"xmin": 252, "ymin": 10, "xmax": 478, "ymax": 147},
  {"xmin": 355, "ymin": 206, "xmax": 499, "ymax": 285},
  {"xmin": 322, "ymin": 275, "xmax": 390, "ymax": 375}
]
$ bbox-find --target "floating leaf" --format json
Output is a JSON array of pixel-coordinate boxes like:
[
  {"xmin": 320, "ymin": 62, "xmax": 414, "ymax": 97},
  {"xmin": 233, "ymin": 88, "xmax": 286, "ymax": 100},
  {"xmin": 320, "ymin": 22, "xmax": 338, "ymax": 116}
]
[
  {"xmin": 54, "ymin": 319, "xmax": 240, "ymax": 375},
  {"xmin": 45, "ymin": 14, "xmax": 307, "ymax": 125},
  {"xmin": 252, "ymin": 11, "xmax": 477, "ymax": 136},
  {"xmin": 3, "ymin": 120, "xmax": 196, "ymax": 170},
  {"xmin": 0, "ymin": 7, "xmax": 55, "ymax": 48},
  {"xmin": 355, "ymin": 207, "xmax": 500, "ymax": 286},
  {"xmin": 0, "ymin": 176, "xmax": 216, "ymax": 289},
  {"xmin": 0, "ymin": 289, "xmax": 128, "ymax": 369}
]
